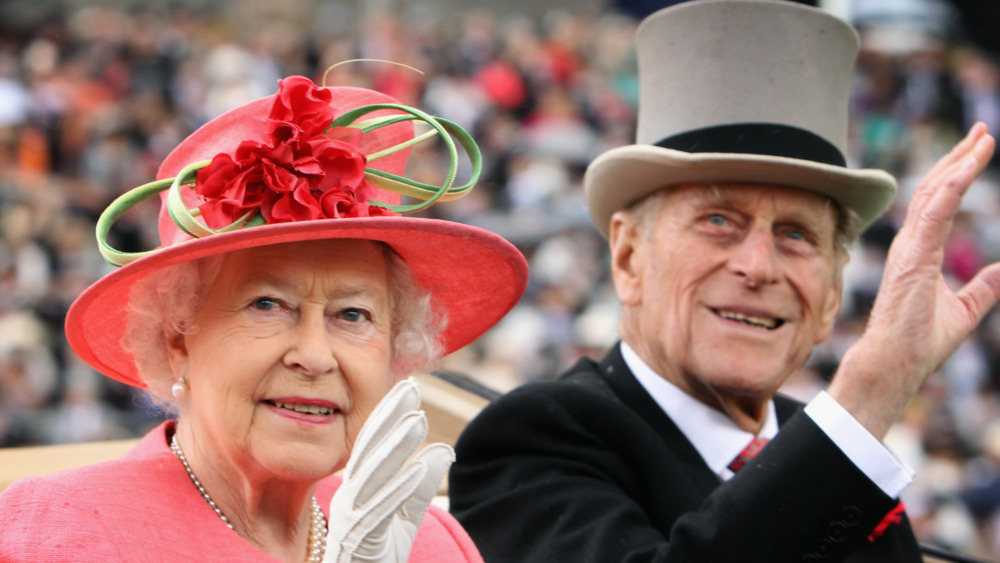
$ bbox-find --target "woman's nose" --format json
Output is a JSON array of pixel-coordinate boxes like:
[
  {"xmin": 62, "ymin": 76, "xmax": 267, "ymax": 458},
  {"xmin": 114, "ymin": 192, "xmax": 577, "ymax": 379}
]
[{"xmin": 282, "ymin": 311, "xmax": 337, "ymax": 376}]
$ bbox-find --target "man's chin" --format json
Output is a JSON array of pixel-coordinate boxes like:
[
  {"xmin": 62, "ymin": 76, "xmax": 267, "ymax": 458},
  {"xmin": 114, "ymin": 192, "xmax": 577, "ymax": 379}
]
[{"xmin": 692, "ymin": 363, "xmax": 789, "ymax": 402}]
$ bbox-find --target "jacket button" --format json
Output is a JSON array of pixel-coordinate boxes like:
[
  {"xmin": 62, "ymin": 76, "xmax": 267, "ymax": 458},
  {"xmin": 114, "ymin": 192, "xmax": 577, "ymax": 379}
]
[
  {"xmin": 828, "ymin": 522, "xmax": 847, "ymax": 542},
  {"xmin": 842, "ymin": 506, "xmax": 861, "ymax": 525}
]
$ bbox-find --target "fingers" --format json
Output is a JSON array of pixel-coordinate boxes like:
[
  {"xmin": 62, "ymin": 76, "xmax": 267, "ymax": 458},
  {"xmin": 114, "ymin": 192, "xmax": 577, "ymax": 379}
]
[
  {"xmin": 911, "ymin": 122, "xmax": 989, "ymax": 212},
  {"xmin": 957, "ymin": 262, "xmax": 1000, "ymax": 328},
  {"xmin": 928, "ymin": 131, "xmax": 995, "ymax": 212},
  {"xmin": 399, "ymin": 444, "xmax": 455, "ymax": 527},
  {"xmin": 356, "ymin": 444, "xmax": 455, "ymax": 556},
  {"xmin": 901, "ymin": 128, "xmax": 994, "ymax": 254},
  {"xmin": 354, "ymin": 412, "xmax": 428, "ymax": 505},
  {"xmin": 344, "ymin": 377, "xmax": 421, "ymax": 479},
  {"xmin": 338, "ymin": 445, "xmax": 445, "ymax": 560}
]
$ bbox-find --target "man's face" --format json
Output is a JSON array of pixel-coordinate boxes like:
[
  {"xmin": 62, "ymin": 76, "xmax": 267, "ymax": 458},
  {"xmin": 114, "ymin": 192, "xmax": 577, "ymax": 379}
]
[{"xmin": 610, "ymin": 183, "xmax": 844, "ymax": 422}]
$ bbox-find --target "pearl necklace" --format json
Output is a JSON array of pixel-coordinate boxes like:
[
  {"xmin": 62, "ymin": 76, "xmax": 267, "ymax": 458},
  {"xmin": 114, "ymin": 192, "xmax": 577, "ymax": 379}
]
[{"xmin": 170, "ymin": 434, "xmax": 328, "ymax": 562}]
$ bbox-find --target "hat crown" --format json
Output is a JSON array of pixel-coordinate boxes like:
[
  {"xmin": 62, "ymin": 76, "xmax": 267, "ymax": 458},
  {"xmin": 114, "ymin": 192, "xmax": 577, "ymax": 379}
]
[
  {"xmin": 154, "ymin": 85, "xmax": 410, "ymax": 249},
  {"xmin": 635, "ymin": 0, "xmax": 859, "ymax": 157},
  {"xmin": 582, "ymin": 0, "xmax": 897, "ymax": 240}
]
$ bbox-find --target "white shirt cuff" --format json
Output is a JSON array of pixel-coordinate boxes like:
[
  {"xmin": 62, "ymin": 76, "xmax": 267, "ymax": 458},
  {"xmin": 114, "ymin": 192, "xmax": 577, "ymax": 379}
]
[{"xmin": 804, "ymin": 391, "xmax": 914, "ymax": 498}]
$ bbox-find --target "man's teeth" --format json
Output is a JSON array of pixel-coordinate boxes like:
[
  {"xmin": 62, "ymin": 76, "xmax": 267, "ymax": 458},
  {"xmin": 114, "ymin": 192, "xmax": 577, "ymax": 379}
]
[
  {"xmin": 716, "ymin": 309, "xmax": 779, "ymax": 329},
  {"xmin": 270, "ymin": 401, "xmax": 335, "ymax": 415}
]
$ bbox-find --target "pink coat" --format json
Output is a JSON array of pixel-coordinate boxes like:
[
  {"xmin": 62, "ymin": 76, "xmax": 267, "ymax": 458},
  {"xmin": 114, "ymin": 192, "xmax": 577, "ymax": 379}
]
[{"xmin": 0, "ymin": 422, "xmax": 483, "ymax": 562}]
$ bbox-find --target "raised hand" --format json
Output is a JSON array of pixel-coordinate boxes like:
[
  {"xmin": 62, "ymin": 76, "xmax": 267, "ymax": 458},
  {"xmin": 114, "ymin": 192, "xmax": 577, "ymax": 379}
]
[
  {"xmin": 324, "ymin": 377, "xmax": 455, "ymax": 563},
  {"xmin": 829, "ymin": 123, "xmax": 1000, "ymax": 440}
]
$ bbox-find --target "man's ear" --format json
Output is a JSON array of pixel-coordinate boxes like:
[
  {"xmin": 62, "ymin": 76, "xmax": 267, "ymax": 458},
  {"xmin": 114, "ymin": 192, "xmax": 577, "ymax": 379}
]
[{"xmin": 609, "ymin": 211, "xmax": 643, "ymax": 307}]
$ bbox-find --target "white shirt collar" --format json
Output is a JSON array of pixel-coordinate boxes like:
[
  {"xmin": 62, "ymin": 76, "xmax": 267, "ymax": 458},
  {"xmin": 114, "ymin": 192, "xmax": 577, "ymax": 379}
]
[{"xmin": 620, "ymin": 342, "xmax": 778, "ymax": 480}]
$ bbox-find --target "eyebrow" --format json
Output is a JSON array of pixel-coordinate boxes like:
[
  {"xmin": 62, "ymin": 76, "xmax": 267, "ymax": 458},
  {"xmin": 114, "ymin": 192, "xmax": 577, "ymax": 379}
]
[
  {"xmin": 691, "ymin": 186, "xmax": 832, "ymax": 217},
  {"xmin": 234, "ymin": 271, "xmax": 385, "ymax": 300},
  {"xmin": 684, "ymin": 187, "xmax": 745, "ymax": 209}
]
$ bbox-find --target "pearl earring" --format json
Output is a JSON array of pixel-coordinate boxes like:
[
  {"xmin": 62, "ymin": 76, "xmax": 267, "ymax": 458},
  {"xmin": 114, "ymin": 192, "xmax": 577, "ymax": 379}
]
[{"xmin": 171, "ymin": 377, "xmax": 189, "ymax": 399}]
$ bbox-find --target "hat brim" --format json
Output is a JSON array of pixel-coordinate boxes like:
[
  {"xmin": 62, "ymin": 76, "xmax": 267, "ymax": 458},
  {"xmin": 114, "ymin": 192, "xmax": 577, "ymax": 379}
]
[
  {"xmin": 66, "ymin": 217, "xmax": 527, "ymax": 388},
  {"xmin": 584, "ymin": 145, "xmax": 897, "ymax": 237}
]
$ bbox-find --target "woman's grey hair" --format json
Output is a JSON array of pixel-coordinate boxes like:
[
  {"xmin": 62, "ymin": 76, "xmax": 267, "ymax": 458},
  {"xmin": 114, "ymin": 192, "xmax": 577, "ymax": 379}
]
[{"xmin": 122, "ymin": 242, "xmax": 445, "ymax": 414}]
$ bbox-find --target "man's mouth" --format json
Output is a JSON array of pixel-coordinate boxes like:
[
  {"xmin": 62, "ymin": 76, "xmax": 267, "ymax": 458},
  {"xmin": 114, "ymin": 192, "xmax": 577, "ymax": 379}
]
[
  {"xmin": 264, "ymin": 400, "xmax": 339, "ymax": 416},
  {"xmin": 712, "ymin": 308, "xmax": 784, "ymax": 330}
]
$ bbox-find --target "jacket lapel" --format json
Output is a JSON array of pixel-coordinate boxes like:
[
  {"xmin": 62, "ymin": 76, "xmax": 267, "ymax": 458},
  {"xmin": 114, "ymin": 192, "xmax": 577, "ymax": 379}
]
[
  {"xmin": 774, "ymin": 393, "xmax": 805, "ymax": 425},
  {"xmin": 597, "ymin": 344, "xmax": 724, "ymax": 494}
]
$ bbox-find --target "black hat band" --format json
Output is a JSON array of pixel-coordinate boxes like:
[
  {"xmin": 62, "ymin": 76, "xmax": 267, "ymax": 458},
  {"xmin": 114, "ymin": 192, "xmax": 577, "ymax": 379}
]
[{"xmin": 654, "ymin": 123, "xmax": 846, "ymax": 167}]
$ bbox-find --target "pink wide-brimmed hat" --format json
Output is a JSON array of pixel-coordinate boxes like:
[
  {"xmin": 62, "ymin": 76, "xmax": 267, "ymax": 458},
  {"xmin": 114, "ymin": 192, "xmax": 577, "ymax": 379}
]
[{"xmin": 66, "ymin": 76, "xmax": 528, "ymax": 388}]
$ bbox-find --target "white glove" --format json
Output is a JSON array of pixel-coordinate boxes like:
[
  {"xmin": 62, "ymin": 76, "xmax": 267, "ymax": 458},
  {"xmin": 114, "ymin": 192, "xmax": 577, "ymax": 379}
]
[{"xmin": 324, "ymin": 377, "xmax": 455, "ymax": 563}]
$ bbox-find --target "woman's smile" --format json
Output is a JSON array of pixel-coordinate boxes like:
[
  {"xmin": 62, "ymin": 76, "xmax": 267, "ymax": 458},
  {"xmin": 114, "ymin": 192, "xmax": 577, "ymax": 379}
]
[{"xmin": 263, "ymin": 398, "xmax": 342, "ymax": 427}]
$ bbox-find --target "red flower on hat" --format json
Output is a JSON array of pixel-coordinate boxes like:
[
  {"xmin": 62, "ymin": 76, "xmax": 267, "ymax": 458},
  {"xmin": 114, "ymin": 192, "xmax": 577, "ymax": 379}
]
[{"xmin": 194, "ymin": 75, "xmax": 392, "ymax": 229}]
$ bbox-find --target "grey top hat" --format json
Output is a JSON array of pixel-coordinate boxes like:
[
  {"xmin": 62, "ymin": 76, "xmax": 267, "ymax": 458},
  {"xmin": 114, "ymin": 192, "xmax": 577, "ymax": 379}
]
[{"xmin": 584, "ymin": 0, "xmax": 897, "ymax": 238}]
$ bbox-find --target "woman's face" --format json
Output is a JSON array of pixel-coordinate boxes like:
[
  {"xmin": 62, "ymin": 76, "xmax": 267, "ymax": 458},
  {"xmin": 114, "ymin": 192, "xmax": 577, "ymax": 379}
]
[{"xmin": 167, "ymin": 239, "xmax": 393, "ymax": 482}]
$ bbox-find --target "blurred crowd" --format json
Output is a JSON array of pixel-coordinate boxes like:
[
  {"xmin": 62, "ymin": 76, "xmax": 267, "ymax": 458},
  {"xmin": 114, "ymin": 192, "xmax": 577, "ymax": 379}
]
[{"xmin": 3, "ymin": 0, "xmax": 1000, "ymax": 558}]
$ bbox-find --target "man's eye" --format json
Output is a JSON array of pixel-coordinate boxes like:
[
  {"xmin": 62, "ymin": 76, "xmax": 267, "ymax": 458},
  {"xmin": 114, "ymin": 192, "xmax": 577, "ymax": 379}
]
[
  {"xmin": 251, "ymin": 297, "xmax": 280, "ymax": 311},
  {"xmin": 707, "ymin": 214, "xmax": 727, "ymax": 226},
  {"xmin": 785, "ymin": 230, "xmax": 807, "ymax": 242}
]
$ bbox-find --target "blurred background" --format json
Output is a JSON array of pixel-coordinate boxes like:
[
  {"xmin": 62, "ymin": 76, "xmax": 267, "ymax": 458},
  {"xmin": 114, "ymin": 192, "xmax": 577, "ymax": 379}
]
[{"xmin": 3, "ymin": 0, "xmax": 1000, "ymax": 557}]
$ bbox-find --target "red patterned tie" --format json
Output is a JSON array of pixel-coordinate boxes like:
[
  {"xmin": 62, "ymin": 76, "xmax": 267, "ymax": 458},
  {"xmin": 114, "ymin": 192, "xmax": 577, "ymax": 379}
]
[{"xmin": 728, "ymin": 437, "xmax": 770, "ymax": 473}]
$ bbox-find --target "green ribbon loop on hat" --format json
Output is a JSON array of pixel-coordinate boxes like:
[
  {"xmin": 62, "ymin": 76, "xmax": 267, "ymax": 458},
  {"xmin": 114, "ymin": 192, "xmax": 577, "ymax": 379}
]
[
  {"xmin": 96, "ymin": 100, "xmax": 483, "ymax": 268},
  {"xmin": 96, "ymin": 177, "xmax": 173, "ymax": 266},
  {"xmin": 329, "ymin": 103, "xmax": 482, "ymax": 213}
]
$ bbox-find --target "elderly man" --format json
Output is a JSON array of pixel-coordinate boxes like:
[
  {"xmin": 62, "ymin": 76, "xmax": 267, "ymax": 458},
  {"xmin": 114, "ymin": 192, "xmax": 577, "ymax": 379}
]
[{"xmin": 449, "ymin": 1, "xmax": 1000, "ymax": 561}]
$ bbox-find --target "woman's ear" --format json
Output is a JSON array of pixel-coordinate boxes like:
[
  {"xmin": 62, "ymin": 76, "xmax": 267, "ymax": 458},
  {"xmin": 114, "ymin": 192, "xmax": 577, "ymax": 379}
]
[
  {"xmin": 165, "ymin": 330, "xmax": 189, "ymax": 379},
  {"xmin": 609, "ymin": 211, "xmax": 643, "ymax": 307}
]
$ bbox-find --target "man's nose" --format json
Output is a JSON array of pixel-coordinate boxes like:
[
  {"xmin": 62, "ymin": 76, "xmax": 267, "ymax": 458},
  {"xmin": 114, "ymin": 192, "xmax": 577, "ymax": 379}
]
[{"xmin": 729, "ymin": 228, "xmax": 779, "ymax": 288}]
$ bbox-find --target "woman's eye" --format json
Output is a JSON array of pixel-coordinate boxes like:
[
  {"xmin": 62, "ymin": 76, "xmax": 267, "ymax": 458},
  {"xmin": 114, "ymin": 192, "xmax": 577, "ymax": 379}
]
[
  {"xmin": 250, "ymin": 297, "xmax": 280, "ymax": 311},
  {"xmin": 337, "ymin": 308, "xmax": 370, "ymax": 323},
  {"xmin": 786, "ymin": 230, "xmax": 806, "ymax": 241}
]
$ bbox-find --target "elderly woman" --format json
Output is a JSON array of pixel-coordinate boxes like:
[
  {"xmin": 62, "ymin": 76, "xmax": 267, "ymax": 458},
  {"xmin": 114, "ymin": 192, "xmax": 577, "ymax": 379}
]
[{"xmin": 0, "ymin": 76, "xmax": 527, "ymax": 562}]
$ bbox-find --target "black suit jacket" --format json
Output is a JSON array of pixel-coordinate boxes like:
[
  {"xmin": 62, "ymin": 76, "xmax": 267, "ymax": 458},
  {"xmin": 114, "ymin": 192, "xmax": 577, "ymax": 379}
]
[{"xmin": 450, "ymin": 344, "xmax": 922, "ymax": 562}]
